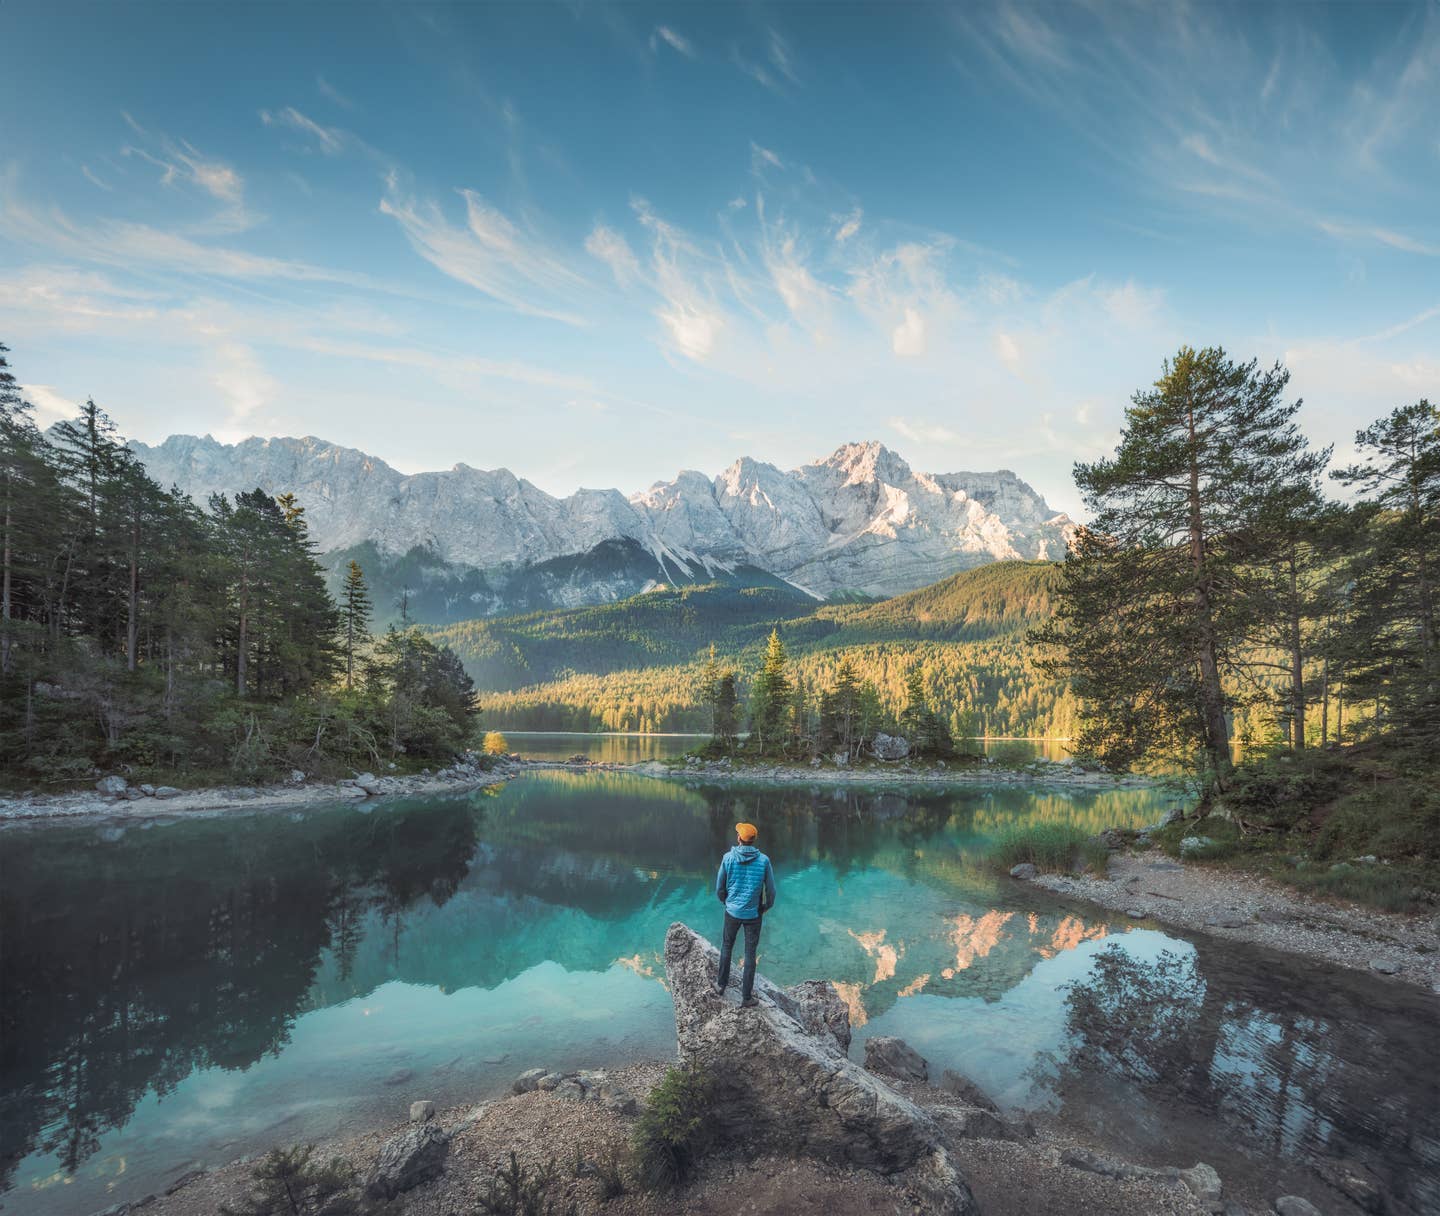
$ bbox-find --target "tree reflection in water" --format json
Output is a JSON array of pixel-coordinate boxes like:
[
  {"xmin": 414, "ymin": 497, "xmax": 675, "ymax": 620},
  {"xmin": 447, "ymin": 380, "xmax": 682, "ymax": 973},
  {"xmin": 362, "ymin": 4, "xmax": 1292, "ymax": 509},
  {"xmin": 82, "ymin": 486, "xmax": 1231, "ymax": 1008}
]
[{"xmin": 1032, "ymin": 941, "xmax": 1438, "ymax": 1216}]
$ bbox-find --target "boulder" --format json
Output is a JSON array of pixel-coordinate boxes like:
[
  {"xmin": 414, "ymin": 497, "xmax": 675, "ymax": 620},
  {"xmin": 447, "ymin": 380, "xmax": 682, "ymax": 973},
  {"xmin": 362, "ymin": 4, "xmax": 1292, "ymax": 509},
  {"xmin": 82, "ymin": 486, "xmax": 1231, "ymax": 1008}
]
[
  {"xmin": 662, "ymin": 922, "xmax": 976, "ymax": 1215},
  {"xmin": 864, "ymin": 1036, "xmax": 929, "ymax": 1084},
  {"xmin": 365, "ymin": 1123, "xmax": 449, "ymax": 1199},
  {"xmin": 598, "ymin": 1081, "xmax": 639, "ymax": 1116},
  {"xmin": 1179, "ymin": 835, "xmax": 1215, "ymax": 858},
  {"xmin": 871, "ymin": 733, "xmax": 911, "ymax": 761},
  {"xmin": 138, "ymin": 783, "xmax": 156, "ymax": 796},
  {"xmin": 354, "ymin": 772, "xmax": 382, "ymax": 795},
  {"xmin": 153, "ymin": 786, "xmax": 182, "ymax": 799},
  {"xmin": 409, "ymin": 1100, "xmax": 435, "ymax": 1123},
  {"xmin": 1274, "ymin": 1199, "xmax": 1323, "ymax": 1216},
  {"xmin": 1062, "ymin": 1148, "xmax": 1224, "ymax": 1213},
  {"xmin": 511, "ymin": 1068, "xmax": 548, "ymax": 1094},
  {"xmin": 95, "ymin": 775, "xmax": 128, "ymax": 796},
  {"xmin": 289, "ymin": 769, "xmax": 306, "ymax": 785},
  {"xmin": 1369, "ymin": 958, "xmax": 1402, "ymax": 975},
  {"xmin": 1009, "ymin": 862, "xmax": 1039, "ymax": 881}
]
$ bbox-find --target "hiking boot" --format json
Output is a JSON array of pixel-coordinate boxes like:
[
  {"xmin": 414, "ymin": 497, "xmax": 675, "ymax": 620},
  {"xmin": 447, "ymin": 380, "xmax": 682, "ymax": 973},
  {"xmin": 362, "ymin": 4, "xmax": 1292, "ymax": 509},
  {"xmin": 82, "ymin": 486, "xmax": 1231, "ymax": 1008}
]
[{"xmin": 740, "ymin": 997, "xmax": 760, "ymax": 1008}]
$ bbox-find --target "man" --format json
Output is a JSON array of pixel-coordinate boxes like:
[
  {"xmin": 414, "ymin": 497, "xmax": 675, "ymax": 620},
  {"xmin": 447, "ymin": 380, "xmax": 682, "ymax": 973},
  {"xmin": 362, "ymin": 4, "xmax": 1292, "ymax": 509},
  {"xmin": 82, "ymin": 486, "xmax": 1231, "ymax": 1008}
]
[{"xmin": 714, "ymin": 821, "xmax": 776, "ymax": 1008}]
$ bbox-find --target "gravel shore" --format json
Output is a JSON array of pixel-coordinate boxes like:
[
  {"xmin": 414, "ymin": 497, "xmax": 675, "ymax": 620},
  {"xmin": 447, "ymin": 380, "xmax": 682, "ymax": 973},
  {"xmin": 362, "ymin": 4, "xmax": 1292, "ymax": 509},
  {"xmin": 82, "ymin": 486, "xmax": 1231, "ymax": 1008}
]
[
  {"xmin": 130, "ymin": 1060, "xmax": 1215, "ymax": 1216},
  {"xmin": 1032, "ymin": 853, "xmax": 1440, "ymax": 993},
  {"xmin": 629, "ymin": 757, "xmax": 1162, "ymax": 792}
]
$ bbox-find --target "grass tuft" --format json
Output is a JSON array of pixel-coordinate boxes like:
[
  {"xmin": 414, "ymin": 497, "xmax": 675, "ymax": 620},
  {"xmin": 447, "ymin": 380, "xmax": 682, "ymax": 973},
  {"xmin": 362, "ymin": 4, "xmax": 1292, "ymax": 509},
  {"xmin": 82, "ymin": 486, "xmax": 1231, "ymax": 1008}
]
[{"xmin": 991, "ymin": 823, "xmax": 1107, "ymax": 875}]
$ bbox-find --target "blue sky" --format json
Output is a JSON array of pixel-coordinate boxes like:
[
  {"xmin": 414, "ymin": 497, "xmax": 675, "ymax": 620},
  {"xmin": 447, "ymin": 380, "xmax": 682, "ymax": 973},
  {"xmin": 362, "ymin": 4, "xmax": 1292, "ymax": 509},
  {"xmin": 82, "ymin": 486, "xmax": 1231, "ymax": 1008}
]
[{"xmin": 1, "ymin": 1, "xmax": 1436, "ymax": 516}]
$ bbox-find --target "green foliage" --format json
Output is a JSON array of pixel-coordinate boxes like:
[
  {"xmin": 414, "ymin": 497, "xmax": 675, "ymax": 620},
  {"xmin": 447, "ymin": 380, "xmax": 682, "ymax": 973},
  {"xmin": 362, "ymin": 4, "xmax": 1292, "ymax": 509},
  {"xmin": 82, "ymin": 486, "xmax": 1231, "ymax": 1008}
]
[
  {"xmin": 630, "ymin": 1064, "xmax": 712, "ymax": 1191},
  {"xmin": 1312, "ymin": 780, "xmax": 1440, "ymax": 868},
  {"xmin": 1222, "ymin": 751, "xmax": 1348, "ymax": 832},
  {"xmin": 219, "ymin": 1144, "xmax": 364, "ymax": 1216},
  {"xmin": 476, "ymin": 1151, "xmax": 577, "ymax": 1216},
  {"xmin": 1283, "ymin": 863, "xmax": 1427, "ymax": 914},
  {"xmin": 1035, "ymin": 346, "xmax": 1330, "ymax": 788},
  {"xmin": 990, "ymin": 822, "xmax": 1107, "ymax": 875},
  {"xmin": 462, "ymin": 561, "xmax": 1078, "ymax": 741},
  {"xmin": 0, "ymin": 342, "xmax": 477, "ymax": 787},
  {"xmin": 985, "ymin": 740, "xmax": 1040, "ymax": 767}
]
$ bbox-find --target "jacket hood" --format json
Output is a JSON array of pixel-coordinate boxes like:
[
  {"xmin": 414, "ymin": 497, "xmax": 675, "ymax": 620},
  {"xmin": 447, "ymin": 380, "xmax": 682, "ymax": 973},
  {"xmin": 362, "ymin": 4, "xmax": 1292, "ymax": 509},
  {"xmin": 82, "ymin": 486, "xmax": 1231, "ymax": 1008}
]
[{"xmin": 731, "ymin": 844, "xmax": 761, "ymax": 863}]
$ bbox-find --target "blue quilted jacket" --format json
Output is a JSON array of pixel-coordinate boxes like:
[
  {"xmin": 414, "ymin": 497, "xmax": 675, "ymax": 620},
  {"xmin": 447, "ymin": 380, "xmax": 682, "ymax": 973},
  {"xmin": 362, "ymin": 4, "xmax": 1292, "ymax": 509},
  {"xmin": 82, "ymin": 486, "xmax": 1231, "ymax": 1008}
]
[{"xmin": 715, "ymin": 845, "xmax": 776, "ymax": 920}]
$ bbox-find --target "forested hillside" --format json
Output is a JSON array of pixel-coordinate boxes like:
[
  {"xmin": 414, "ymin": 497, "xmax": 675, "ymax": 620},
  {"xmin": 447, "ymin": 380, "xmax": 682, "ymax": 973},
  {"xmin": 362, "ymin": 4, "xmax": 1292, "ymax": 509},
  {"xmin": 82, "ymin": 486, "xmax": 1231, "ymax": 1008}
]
[
  {"xmin": 0, "ymin": 344, "xmax": 478, "ymax": 787},
  {"xmin": 433, "ymin": 561, "xmax": 1080, "ymax": 738}
]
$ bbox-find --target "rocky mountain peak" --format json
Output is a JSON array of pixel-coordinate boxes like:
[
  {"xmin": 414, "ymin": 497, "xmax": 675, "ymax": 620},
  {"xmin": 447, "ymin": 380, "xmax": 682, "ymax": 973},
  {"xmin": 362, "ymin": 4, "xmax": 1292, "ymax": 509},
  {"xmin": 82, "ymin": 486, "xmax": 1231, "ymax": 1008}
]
[{"xmin": 127, "ymin": 432, "xmax": 1075, "ymax": 605}]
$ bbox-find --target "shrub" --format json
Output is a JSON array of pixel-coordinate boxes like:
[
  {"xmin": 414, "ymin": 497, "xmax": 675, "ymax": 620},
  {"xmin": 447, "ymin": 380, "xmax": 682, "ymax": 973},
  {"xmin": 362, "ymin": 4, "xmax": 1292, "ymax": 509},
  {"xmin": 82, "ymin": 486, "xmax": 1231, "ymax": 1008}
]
[
  {"xmin": 1224, "ymin": 752, "xmax": 1346, "ymax": 831},
  {"xmin": 482, "ymin": 731, "xmax": 510, "ymax": 756},
  {"xmin": 985, "ymin": 740, "xmax": 1037, "ymax": 767},
  {"xmin": 1283, "ymin": 863, "xmax": 1430, "ymax": 914},
  {"xmin": 476, "ymin": 1152, "xmax": 576, "ymax": 1216},
  {"xmin": 991, "ymin": 823, "xmax": 1105, "ymax": 875},
  {"xmin": 630, "ymin": 1064, "xmax": 712, "ymax": 1190},
  {"xmin": 220, "ymin": 1144, "xmax": 363, "ymax": 1216}
]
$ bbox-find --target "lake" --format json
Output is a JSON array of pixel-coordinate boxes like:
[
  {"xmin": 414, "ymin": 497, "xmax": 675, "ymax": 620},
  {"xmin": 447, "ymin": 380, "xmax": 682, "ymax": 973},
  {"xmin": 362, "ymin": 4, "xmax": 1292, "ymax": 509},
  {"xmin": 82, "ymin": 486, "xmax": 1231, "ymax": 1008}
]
[
  {"xmin": 1, "ymin": 771, "xmax": 1434, "ymax": 1215},
  {"xmin": 495, "ymin": 731, "xmax": 1076, "ymax": 765}
]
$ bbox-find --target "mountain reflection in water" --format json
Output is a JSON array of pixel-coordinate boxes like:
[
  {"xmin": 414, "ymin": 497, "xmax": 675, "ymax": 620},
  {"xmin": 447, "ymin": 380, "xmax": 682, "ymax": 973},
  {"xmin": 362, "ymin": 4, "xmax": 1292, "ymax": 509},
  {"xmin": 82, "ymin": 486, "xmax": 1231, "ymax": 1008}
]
[{"xmin": 1, "ymin": 771, "xmax": 1434, "ymax": 1216}]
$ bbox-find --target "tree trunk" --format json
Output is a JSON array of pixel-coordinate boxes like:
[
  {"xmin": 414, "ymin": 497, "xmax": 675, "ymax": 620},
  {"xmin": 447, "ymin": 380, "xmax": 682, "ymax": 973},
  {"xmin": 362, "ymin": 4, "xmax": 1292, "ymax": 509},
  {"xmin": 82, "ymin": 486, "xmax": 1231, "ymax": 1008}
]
[
  {"xmin": 2, "ymin": 476, "xmax": 11, "ymax": 676},
  {"xmin": 1287, "ymin": 551, "xmax": 1305, "ymax": 750},
  {"xmin": 1186, "ymin": 404, "xmax": 1232, "ymax": 787},
  {"xmin": 126, "ymin": 508, "xmax": 139, "ymax": 673},
  {"xmin": 236, "ymin": 567, "xmax": 248, "ymax": 698}
]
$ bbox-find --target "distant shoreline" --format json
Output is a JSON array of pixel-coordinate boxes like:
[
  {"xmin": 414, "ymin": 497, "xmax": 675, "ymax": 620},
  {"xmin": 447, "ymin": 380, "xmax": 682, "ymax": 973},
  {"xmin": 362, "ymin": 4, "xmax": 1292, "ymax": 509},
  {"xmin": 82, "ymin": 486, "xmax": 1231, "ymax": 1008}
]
[{"xmin": 625, "ymin": 757, "xmax": 1163, "ymax": 791}]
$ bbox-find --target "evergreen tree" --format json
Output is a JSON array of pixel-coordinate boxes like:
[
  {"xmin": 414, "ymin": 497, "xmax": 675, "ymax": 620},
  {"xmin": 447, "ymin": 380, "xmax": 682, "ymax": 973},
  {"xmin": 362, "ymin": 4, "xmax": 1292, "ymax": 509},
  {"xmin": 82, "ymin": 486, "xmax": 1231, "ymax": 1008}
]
[
  {"xmin": 1332, "ymin": 400, "xmax": 1439, "ymax": 743},
  {"xmin": 748, "ymin": 628, "xmax": 792, "ymax": 754},
  {"xmin": 341, "ymin": 560, "xmax": 372, "ymax": 689},
  {"xmin": 712, "ymin": 671, "xmax": 739, "ymax": 751},
  {"xmin": 700, "ymin": 643, "xmax": 721, "ymax": 734},
  {"xmin": 1036, "ymin": 346, "xmax": 1328, "ymax": 791}
]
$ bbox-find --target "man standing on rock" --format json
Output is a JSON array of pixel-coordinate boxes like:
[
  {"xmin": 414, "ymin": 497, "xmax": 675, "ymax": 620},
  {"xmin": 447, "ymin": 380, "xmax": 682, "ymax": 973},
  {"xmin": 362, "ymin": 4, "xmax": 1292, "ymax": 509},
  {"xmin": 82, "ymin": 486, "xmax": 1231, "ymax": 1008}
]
[{"xmin": 714, "ymin": 821, "xmax": 776, "ymax": 1008}]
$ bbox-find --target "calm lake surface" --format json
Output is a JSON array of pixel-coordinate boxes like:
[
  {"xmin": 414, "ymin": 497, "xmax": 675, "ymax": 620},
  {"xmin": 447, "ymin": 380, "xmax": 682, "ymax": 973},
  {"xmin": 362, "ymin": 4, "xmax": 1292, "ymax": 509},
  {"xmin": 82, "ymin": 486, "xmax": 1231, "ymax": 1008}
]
[
  {"xmin": 498, "ymin": 731, "xmax": 1075, "ymax": 765},
  {"xmin": 2, "ymin": 770, "xmax": 1435, "ymax": 1216}
]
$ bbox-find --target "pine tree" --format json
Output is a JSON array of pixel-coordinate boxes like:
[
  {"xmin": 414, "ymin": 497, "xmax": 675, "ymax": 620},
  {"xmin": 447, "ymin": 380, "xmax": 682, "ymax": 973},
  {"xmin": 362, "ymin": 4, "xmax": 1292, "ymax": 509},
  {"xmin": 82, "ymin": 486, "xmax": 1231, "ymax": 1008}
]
[
  {"xmin": 748, "ymin": 628, "xmax": 792, "ymax": 754},
  {"xmin": 1332, "ymin": 400, "xmax": 1439, "ymax": 743},
  {"xmin": 1036, "ymin": 346, "xmax": 1329, "ymax": 791},
  {"xmin": 713, "ymin": 671, "xmax": 739, "ymax": 751},
  {"xmin": 341, "ymin": 560, "xmax": 372, "ymax": 689}
]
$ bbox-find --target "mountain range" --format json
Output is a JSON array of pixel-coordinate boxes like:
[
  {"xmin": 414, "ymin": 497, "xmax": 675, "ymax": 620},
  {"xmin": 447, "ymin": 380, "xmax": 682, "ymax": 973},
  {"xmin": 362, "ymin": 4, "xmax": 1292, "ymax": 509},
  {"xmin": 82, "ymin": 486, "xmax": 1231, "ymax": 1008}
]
[{"xmin": 128, "ymin": 434, "xmax": 1075, "ymax": 620}]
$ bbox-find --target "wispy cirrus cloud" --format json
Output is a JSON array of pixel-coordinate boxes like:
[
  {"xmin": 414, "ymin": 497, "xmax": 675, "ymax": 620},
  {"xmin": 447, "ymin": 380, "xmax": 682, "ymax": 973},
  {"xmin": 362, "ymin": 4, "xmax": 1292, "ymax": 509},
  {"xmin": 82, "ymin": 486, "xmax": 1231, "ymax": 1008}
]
[
  {"xmin": 650, "ymin": 25, "xmax": 694, "ymax": 58},
  {"xmin": 260, "ymin": 106, "xmax": 346, "ymax": 155},
  {"xmin": 379, "ymin": 179, "xmax": 591, "ymax": 325},
  {"xmin": 119, "ymin": 112, "xmax": 253, "ymax": 231}
]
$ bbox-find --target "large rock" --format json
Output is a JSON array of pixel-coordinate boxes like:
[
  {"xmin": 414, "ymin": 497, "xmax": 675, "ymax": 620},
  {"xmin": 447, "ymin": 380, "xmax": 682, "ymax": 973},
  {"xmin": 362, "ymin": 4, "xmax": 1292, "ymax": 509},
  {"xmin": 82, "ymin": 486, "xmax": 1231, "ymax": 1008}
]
[
  {"xmin": 662, "ymin": 923, "xmax": 976, "ymax": 1215},
  {"xmin": 864, "ymin": 1036, "xmax": 929, "ymax": 1084},
  {"xmin": 784, "ymin": 979, "xmax": 852, "ymax": 1053},
  {"xmin": 354, "ymin": 772, "xmax": 383, "ymax": 795},
  {"xmin": 365, "ymin": 1122, "xmax": 449, "ymax": 1199},
  {"xmin": 872, "ymin": 733, "xmax": 911, "ymax": 761},
  {"xmin": 95, "ymin": 775, "xmax": 128, "ymax": 796}
]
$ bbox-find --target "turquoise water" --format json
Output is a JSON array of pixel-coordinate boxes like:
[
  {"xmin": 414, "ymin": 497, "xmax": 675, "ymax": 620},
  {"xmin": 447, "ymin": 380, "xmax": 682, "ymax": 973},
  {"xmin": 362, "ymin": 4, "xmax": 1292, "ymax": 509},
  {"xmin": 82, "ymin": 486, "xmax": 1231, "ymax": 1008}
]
[{"xmin": 1, "ymin": 773, "xmax": 1434, "ymax": 1216}]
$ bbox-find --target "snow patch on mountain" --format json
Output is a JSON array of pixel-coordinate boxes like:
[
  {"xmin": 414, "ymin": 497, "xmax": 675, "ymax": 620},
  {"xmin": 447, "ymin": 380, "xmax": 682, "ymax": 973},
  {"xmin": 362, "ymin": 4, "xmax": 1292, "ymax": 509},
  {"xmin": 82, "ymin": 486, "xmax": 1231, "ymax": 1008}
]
[{"xmin": 128, "ymin": 434, "xmax": 1075, "ymax": 602}]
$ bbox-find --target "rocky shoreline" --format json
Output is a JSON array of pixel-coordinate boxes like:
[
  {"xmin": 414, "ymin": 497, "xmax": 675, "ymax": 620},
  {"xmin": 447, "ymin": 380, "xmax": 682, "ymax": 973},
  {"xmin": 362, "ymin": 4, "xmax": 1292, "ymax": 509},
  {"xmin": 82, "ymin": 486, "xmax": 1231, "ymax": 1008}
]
[
  {"xmin": 0, "ymin": 752, "xmax": 1158, "ymax": 826},
  {"xmin": 1025, "ymin": 850, "xmax": 1440, "ymax": 995},
  {"xmin": 628, "ymin": 755, "xmax": 1163, "ymax": 791},
  {"xmin": 105, "ymin": 921, "xmax": 1265, "ymax": 1216},
  {"xmin": 0, "ymin": 754, "xmax": 533, "ymax": 824}
]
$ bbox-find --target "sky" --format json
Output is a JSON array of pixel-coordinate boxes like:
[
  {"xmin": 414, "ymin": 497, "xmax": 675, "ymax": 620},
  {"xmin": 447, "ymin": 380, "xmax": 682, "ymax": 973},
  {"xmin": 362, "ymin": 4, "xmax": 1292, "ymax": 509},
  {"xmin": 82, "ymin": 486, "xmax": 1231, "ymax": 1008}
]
[{"xmin": 1, "ymin": 1, "xmax": 1437, "ymax": 518}]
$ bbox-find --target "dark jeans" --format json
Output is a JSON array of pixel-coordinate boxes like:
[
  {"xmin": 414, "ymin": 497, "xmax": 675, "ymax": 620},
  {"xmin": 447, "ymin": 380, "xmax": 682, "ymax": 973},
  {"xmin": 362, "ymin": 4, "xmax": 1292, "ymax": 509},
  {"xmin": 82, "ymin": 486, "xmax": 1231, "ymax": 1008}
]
[{"xmin": 717, "ymin": 911, "xmax": 763, "ymax": 1000}]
